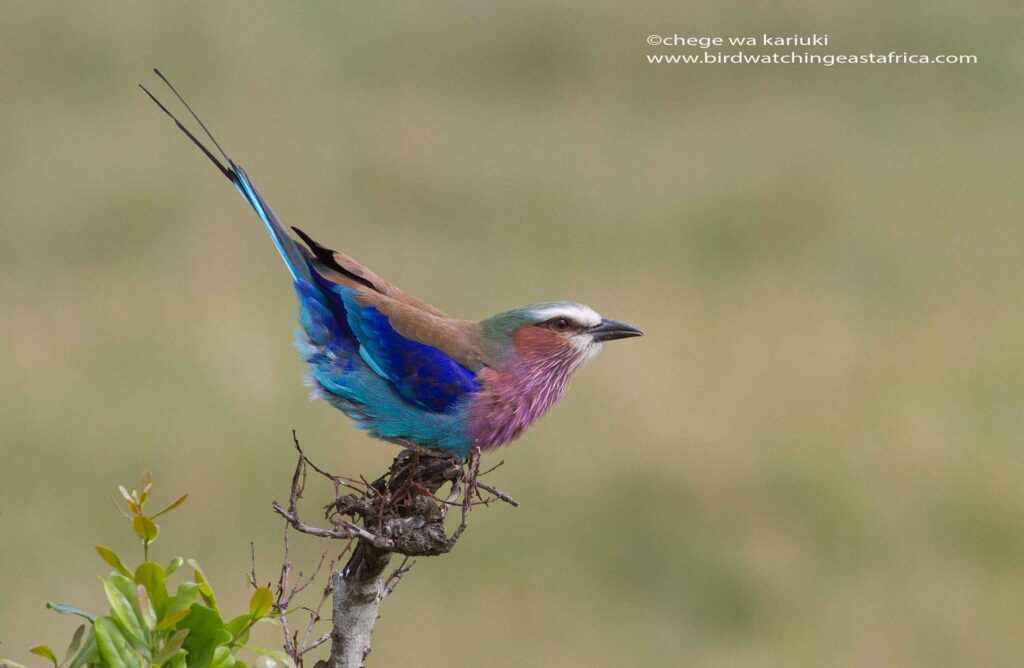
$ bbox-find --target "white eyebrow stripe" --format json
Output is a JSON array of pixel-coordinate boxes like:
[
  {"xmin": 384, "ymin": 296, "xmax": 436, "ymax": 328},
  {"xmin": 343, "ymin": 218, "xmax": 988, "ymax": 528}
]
[{"xmin": 531, "ymin": 304, "xmax": 602, "ymax": 328}]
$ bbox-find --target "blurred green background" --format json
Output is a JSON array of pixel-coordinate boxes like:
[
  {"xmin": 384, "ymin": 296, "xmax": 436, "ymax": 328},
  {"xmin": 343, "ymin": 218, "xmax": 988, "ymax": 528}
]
[{"xmin": 2, "ymin": 2, "xmax": 1022, "ymax": 665}]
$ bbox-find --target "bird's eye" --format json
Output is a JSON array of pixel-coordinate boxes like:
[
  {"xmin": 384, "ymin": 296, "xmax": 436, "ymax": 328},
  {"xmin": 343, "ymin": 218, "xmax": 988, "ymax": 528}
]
[{"xmin": 549, "ymin": 317, "xmax": 571, "ymax": 332}]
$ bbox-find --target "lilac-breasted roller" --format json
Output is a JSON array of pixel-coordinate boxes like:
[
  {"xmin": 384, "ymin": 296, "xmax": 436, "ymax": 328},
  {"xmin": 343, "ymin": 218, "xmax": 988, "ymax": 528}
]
[{"xmin": 142, "ymin": 71, "xmax": 642, "ymax": 458}]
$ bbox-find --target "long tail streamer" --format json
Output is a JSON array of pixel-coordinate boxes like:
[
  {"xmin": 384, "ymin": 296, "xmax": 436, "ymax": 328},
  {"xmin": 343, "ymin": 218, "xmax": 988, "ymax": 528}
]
[{"xmin": 140, "ymin": 69, "xmax": 311, "ymax": 283}]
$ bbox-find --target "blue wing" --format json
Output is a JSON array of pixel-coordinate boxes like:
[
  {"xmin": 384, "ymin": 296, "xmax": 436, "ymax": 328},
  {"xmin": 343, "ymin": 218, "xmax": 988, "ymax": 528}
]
[
  {"xmin": 339, "ymin": 291, "xmax": 481, "ymax": 412},
  {"xmin": 296, "ymin": 273, "xmax": 479, "ymax": 454},
  {"xmin": 294, "ymin": 264, "xmax": 479, "ymax": 413}
]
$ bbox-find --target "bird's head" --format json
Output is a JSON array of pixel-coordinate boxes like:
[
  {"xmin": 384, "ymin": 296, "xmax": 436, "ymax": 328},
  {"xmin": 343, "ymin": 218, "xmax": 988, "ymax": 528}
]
[{"xmin": 481, "ymin": 301, "xmax": 642, "ymax": 369}]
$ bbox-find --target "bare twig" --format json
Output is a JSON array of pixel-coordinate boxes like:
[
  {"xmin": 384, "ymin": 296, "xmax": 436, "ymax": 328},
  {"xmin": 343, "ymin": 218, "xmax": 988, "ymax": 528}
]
[
  {"xmin": 248, "ymin": 541, "xmax": 258, "ymax": 589},
  {"xmin": 383, "ymin": 557, "xmax": 414, "ymax": 598},
  {"xmin": 272, "ymin": 436, "xmax": 516, "ymax": 667},
  {"xmin": 475, "ymin": 481, "xmax": 520, "ymax": 507}
]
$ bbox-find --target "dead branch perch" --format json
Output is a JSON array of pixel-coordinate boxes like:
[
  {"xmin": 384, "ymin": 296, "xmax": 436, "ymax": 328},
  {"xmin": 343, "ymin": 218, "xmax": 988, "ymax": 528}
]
[{"xmin": 269, "ymin": 433, "xmax": 516, "ymax": 667}]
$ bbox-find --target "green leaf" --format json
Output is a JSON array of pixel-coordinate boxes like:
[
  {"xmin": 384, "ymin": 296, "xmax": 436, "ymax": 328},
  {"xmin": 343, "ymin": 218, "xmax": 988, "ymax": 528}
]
[
  {"xmin": 248, "ymin": 587, "xmax": 274, "ymax": 619},
  {"xmin": 188, "ymin": 560, "xmax": 219, "ymax": 612},
  {"xmin": 139, "ymin": 471, "xmax": 153, "ymax": 504},
  {"xmin": 29, "ymin": 645, "xmax": 59, "ymax": 667},
  {"xmin": 137, "ymin": 584, "xmax": 156, "ymax": 630},
  {"xmin": 154, "ymin": 649, "xmax": 189, "ymax": 668},
  {"xmin": 156, "ymin": 608, "xmax": 192, "ymax": 631},
  {"xmin": 210, "ymin": 646, "xmax": 237, "ymax": 668},
  {"xmin": 67, "ymin": 629, "xmax": 99, "ymax": 668},
  {"xmin": 47, "ymin": 601, "xmax": 97, "ymax": 621},
  {"xmin": 94, "ymin": 617, "xmax": 135, "ymax": 668},
  {"xmin": 95, "ymin": 545, "xmax": 133, "ymax": 577},
  {"xmin": 134, "ymin": 562, "xmax": 169, "ymax": 617},
  {"xmin": 153, "ymin": 494, "xmax": 188, "ymax": 518},
  {"xmin": 224, "ymin": 614, "xmax": 252, "ymax": 643},
  {"xmin": 167, "ymin": 653, "xmax": 188, "ymax": 668},
  {"xmin": 132, "ymin": 515, "xmax": 159, "ymax": 543},
  {"xmin": 163, "ymin": 582, "xmax": 201, "ymax": 622},
  {"xmin": 101, "ymin": 575, "xmax": 145, "ymax": 646},
  {"xmin": 165, "ymin": 556, "xmax": 184, "ymax": 575},
  {"xmin": 180, "ymin": 604, "xmax": 231, "ymax": 668},
  {"xmin": 152, "ymin": 629, "xmax": 189, "ymax": 667},
  {"xmin": 63, "ymin": 625, "xmax": 87, "ymax": 664},
  {"xmin": 119, "ymin": 486, "xmax": 141, "ymax": 515}
]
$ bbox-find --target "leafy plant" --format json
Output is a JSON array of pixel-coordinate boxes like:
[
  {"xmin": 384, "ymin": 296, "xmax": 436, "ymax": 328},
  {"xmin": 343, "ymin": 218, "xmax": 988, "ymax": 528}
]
[{"xmin": 2, "ymin": 473, "xmax": 294, "ymax": 668}]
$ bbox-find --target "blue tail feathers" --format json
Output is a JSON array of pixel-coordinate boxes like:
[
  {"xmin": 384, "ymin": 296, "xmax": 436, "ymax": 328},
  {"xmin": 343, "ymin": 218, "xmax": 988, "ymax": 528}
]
[
  {"xmin": 231, "ymin": 166, "xmax": 312, "ymax": 284},
  {"xmin": 140, "ymin": 70, "xmax": 311, "ymax": 285}
]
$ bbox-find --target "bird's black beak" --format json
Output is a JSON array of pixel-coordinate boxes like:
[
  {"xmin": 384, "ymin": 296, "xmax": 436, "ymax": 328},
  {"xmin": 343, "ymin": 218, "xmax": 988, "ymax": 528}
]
[{"xmin": 586, "ymin": 318, "xmax": 644, "ymax": 342}]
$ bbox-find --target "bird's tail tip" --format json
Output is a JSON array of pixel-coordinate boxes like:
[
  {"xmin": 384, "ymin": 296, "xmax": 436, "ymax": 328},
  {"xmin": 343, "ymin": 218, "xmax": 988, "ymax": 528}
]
[{"xmin": 141, "ymin": 69, "xmax": 312, "ymax": 285}]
